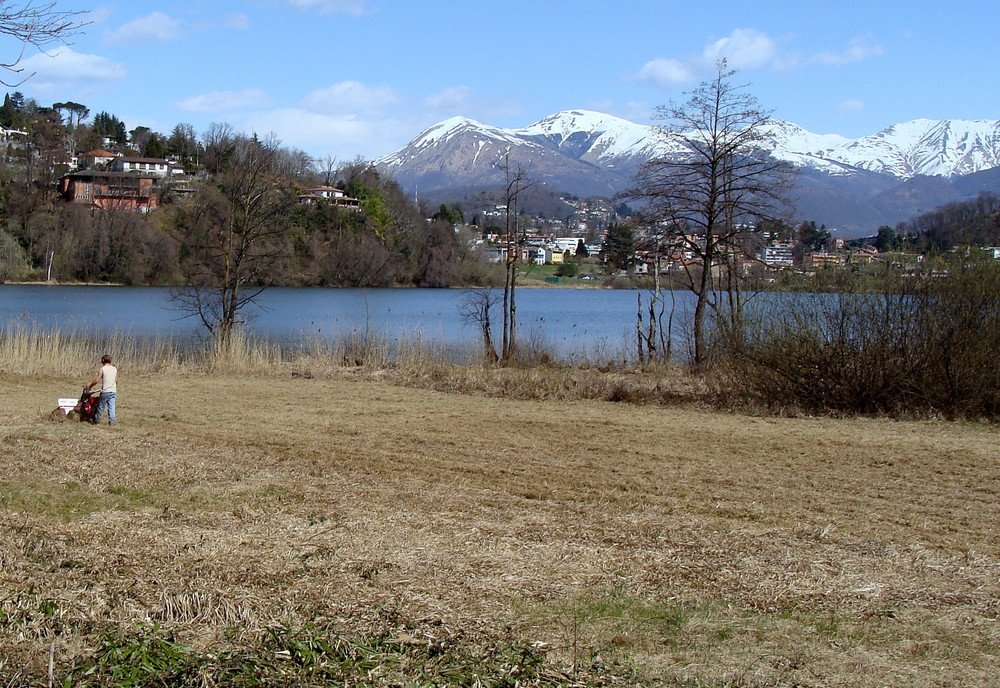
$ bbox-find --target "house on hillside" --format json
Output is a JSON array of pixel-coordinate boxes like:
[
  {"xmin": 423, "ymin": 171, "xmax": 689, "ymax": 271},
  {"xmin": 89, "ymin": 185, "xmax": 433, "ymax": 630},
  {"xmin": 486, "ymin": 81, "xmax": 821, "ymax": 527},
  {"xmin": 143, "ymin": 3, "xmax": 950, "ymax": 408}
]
[
  {"xmin": 109, "ymin": 157, "xmax": 176, "ymax": 178},
  {"xmin": 482, "ymin": 246, "xmax": 508, "ymax": 263},
  {"xmin": 59, "ymin": 170, "xmax": 159, "ymax": 212},
  {"xmin": 848, "ymin": 247, "xmax": 879, "ymax": 265},
  {"xmin": 803, "ymin": 252, "xmax": 843, "ymax": 269},
  {"xmin": 0, "ymin": 126, "xmax": 27, "ymax": 158},
  {"xmin": 298, "ymin": 185, "xmax": 361, "ymax": 208},
  {"xmin": 83, "ymin": 149, "xmax": 121, "ymax": 169}
]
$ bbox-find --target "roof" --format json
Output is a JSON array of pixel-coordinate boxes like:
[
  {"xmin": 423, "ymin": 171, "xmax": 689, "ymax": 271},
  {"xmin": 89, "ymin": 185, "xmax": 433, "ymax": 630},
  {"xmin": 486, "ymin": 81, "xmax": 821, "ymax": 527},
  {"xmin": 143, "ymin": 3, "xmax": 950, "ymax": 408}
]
[
  {"xmin": 64, "ymin": 170, "xmax": 158, "ymax": 180},
  {"xmin": 119, "ymin": 157, "xmax": 171, "ymax": 164}
]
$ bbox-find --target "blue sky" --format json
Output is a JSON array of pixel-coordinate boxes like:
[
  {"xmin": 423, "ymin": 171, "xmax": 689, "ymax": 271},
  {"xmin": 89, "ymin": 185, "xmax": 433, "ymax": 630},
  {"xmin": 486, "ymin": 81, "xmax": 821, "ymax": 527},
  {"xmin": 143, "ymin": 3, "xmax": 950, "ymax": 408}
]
[{"xmin": 3, "ymin": 0, "xmax": 997, "ymax": 162}]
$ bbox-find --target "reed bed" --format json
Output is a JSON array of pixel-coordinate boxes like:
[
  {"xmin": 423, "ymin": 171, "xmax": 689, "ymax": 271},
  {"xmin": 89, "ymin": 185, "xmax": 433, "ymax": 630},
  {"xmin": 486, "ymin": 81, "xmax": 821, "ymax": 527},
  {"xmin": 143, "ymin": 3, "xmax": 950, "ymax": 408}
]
[
  {"xmin": 0, "ymin": 325, "xmax": 185, "ymax": 377},
  {"xmin": 1, "ymin": 325, "xmax": 708, "ymax": 411}
]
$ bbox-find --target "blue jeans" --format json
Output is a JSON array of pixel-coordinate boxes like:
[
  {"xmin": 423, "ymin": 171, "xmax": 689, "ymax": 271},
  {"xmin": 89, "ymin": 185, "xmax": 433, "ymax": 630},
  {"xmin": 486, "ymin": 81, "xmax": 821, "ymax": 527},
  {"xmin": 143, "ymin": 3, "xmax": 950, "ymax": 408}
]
[{"xmin": 95, "ymin": 392, "xmax": 116, "ymax": 425}]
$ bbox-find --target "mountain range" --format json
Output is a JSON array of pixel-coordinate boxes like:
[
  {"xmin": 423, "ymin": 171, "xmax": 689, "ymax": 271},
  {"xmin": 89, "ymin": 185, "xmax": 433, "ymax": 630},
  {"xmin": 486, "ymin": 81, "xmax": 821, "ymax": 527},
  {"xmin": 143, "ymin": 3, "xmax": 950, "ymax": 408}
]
[{"xmin": 375, "ymin": 111, "xmax": 1000, "ymax": 236}]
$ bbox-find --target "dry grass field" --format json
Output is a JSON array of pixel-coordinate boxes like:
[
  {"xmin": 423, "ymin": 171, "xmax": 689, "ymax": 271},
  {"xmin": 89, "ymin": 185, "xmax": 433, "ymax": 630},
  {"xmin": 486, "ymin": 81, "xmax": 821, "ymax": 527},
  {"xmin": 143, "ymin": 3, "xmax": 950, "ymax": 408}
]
[{"xmin": 1, "ymin": 366, "xmax": 998, "ymax": 686}]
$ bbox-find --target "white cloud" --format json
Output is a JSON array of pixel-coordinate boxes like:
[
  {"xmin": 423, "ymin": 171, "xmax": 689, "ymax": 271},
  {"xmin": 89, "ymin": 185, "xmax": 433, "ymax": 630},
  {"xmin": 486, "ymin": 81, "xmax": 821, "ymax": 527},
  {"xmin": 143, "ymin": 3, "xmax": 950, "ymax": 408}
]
[
  {"xmin": 632, "ymin": 58, "xmax": 695, "ymax": 90},
  {"xmin": 236, "ymin": 108, "xmax": 400, "ymax": 159},
  {"xmin": 702, "ymin": 28, "xmax": 777, "ymax": 71},
  {"xmin": 16, "ymin": 48, "xmax": 126, "ymax": 94},
  {"xmin": 223, "ymin": 13, "xmax": 251, "ymax": 30},
  {"xmin": 274, "ymin": 0, "xmax": 369, "ymax": 15},
  {"xmin": 838, "ymin": 99, "xmax": 866, "ymax": 112},
  {"xmin": 217, "ymin": 83, "xmax": 524, "ymax": 161},
  {"xmin": 176, "ymin": 89, "xmax": 272, "ymax": 113},
  {"xmin": 302, "ymin": 81, "xmax": 399, "ymax": 115},
  {"xmin": 103, "ymin": 12, "xmax": 182, "ymax": 45},
  {"xmin": 633, "ymin": 29, "xmax": 776, "ymax": 89},
  {"xmin": 419, "ymin": 85, "xmax": 523, "ymax": 122},
  {"xmin": 811, "ymin": 37, "xmax": 884, "ymax": 66},
  {"xmin": 585, "ymin": 99, "xmax": 653, "ymax": 124},
  {"xmin": 422, "ymin": 86, "xmax": 472, "ymax": 111},
  {"xmin": 634, "ymin": 29, "xmax": 884, "ymax": 91}
]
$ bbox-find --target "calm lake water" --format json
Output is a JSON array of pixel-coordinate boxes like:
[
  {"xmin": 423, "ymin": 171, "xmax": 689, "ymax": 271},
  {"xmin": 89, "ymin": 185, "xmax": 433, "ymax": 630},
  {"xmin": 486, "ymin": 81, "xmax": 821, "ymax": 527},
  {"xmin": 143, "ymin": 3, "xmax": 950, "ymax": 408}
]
[{"xmin": 0, "ymin": 285, "xmax": 698, "ymax": 362}]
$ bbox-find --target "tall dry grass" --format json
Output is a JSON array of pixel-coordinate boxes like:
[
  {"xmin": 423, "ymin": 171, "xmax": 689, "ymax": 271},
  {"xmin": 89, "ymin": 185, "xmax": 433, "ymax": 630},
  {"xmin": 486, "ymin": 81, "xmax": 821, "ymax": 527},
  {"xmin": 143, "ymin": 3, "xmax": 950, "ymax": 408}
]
[
  {"xmin": 0, "ymin": 323, "xmax": 706, "ymax": 409},
  {"xmin": 0, "ymin": 325, "xmax": 183, "ymax": 377}
]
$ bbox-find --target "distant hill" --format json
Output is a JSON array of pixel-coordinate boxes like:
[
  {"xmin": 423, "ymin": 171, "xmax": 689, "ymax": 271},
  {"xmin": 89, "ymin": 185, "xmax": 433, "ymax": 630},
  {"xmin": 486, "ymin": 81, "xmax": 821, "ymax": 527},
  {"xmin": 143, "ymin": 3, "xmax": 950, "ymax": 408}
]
[{"xmin": 376, "ymin": 111, "xmax": 1000, "ymax": 237}]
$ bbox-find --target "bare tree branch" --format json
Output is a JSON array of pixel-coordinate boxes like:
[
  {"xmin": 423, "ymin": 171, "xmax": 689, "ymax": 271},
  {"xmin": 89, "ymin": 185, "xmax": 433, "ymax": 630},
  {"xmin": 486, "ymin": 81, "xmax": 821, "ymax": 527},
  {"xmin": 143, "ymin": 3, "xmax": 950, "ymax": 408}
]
[
  {"xmin": 625, "ymin": 60, "xmax": 796, "ymax": 368},
  {"xmin": 0, "ymin": 1, "xmax": 88, "ymax": 86}
]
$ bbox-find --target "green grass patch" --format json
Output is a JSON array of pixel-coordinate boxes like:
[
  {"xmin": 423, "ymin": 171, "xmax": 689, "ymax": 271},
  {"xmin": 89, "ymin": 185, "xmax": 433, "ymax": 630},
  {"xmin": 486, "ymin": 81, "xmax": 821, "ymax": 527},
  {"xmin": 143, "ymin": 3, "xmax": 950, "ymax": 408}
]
[
  {"xmin": 518, "ymin": 587, "xmax": 727, "ymax": 671},
  {"xmin": 59, "ymin": 623, "xmax": 576, "ymax": 687},
  {"xmin": 0, "ymin": 479, "xmax": 162, "ymax": 521}
]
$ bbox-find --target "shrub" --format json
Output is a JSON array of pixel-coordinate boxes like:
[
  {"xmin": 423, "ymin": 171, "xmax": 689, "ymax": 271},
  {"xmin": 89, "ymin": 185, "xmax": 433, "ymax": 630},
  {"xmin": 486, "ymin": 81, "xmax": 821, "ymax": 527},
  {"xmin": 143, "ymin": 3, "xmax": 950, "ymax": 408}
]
[{"xmin": 711, "ymin": 258, "xmax": 1000, "ymax": 419}]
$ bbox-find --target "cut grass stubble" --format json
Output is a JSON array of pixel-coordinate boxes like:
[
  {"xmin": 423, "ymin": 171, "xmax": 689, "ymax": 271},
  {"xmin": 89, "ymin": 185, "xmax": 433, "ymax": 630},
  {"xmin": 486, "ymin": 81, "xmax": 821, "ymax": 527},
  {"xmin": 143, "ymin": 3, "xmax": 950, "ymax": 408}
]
[{"xmin": 1, "ymin": 330, "xmax": 999, "ymax": 686}]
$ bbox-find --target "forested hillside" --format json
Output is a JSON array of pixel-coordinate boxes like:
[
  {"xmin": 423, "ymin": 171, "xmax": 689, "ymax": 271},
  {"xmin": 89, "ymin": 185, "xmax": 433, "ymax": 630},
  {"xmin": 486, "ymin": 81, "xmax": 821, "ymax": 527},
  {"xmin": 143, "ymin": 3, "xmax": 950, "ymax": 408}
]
[
  {"xmin": 0, "ymin": 93, "xmax": 494, "ymax": 287},
  {"xmin": 890, "ymin": 192, "xmax": 1000, "ymax": 251}
]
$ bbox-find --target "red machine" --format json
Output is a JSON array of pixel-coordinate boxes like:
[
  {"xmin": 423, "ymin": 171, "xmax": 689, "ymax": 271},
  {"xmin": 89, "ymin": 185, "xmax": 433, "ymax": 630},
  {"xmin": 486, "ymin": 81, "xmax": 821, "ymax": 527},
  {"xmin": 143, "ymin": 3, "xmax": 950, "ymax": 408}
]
[{"xmin": 75, "ymin": 388, "xmax": 99, "ymax": 424}]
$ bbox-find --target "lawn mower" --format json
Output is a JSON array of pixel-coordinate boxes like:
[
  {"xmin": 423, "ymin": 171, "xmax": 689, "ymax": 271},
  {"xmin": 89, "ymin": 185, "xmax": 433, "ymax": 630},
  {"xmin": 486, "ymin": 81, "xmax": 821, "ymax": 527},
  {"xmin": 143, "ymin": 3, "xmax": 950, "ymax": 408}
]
[{"xmin": 59, "ymin": 388, "xmax": 99, "ymax": 423}]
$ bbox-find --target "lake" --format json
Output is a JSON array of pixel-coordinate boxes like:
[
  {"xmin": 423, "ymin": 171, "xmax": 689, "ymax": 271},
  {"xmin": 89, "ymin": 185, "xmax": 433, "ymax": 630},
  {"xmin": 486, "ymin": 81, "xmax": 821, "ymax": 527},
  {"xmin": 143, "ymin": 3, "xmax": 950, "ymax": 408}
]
[{"xmin": 0, "ymin": 285, "xmax": 698, "ymax": 362}]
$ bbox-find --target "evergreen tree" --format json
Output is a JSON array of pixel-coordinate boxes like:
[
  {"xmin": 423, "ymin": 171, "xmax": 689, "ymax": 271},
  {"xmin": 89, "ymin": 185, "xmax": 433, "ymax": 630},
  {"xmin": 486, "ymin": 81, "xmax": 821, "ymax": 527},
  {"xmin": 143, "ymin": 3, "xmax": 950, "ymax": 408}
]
[
  {"xmin": 874, "ymin": 226, "xmax": 897, "ymax": 252},
  {"xmin": 0, "ymin": 92, "xmax": 14, "ymax": 127},
  {"xmin": 602, "ymin": 222, "xmax": 634, "ymax": 272},
  {"xmin": 92, "ymin": 111, "xmax": 127, "ymax": 145}
]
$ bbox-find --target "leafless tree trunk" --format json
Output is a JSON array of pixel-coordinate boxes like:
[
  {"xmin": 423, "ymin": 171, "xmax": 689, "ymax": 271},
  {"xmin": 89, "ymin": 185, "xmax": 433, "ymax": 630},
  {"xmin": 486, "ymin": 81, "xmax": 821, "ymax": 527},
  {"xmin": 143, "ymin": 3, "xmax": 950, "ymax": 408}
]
[
  {"xmin": 627, "ymin": 60, "xmax": 794, "ymax": 369},
  {"xmin": 459, "ymin": 288, "xmax": 500, "ymax": 363},
  {"xmin": 172, "ymin": 134, "xmax": 292, "ymax": 343},
  {"xmin": 499, "ymin": 154, "xmax": 534, "ymax": 362}
]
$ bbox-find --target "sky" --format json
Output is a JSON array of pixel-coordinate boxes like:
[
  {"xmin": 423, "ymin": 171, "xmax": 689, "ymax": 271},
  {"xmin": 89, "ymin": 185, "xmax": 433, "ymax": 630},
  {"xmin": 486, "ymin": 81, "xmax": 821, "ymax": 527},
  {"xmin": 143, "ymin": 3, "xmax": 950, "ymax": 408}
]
[{"xmin": 2, "ymin": 0, "xmax": 997, "ymax": 163}]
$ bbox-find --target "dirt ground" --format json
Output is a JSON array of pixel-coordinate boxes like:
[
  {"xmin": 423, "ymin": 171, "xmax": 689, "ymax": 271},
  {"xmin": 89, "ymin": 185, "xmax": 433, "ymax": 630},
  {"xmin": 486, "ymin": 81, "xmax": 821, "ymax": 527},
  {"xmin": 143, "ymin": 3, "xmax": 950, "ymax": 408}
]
[{"xmin": 2, "ymin": 371, "xmax": 998, "ymax": 686}]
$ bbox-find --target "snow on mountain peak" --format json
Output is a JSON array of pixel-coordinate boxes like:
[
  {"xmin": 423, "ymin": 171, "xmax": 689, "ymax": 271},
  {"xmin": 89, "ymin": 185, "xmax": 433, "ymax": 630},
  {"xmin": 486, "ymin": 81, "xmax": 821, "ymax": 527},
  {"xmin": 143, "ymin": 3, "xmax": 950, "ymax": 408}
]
[
  {"xmin": 517, "ymin": 109, "xmax": 682, "ymax": 162},
  {"xmin": 835, "ymin": 118, "xmax": 1000, "ymax": 177},
  {"xmin": 379, "ymin": 110, "xmax": 1000, "ymax": 181},
  {"xmin": 521, "ymin": 110, "xmax": 637, "ymax": 139},
  {"xmin": 412, "ymin": 116, "xmax": 498, "ymax": 146}
]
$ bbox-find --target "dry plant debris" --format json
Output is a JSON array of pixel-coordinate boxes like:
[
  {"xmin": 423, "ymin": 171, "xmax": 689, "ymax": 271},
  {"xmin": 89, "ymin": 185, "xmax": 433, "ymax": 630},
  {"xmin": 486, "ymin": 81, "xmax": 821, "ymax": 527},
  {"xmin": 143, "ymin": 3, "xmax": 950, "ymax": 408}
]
[{"xmin": 1, "ymin": 371, "xmax": 998, "ymax": 686}]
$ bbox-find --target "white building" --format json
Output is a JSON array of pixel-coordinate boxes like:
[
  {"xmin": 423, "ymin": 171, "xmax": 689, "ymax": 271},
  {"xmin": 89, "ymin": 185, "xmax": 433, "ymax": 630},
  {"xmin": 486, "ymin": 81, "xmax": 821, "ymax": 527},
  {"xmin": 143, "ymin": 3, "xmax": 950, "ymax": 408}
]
[
  {"xmin": 760, "ymin": 242, "xmax": 795, "ymax": 267},
  {"xmin": 110, "ymin": 157, "xmax": 175, "ymax": 178}
]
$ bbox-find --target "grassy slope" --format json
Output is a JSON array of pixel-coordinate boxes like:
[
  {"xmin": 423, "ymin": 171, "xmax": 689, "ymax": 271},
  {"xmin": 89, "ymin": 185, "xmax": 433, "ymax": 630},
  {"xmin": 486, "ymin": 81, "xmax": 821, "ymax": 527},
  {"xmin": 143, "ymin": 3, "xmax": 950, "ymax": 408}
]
[{"xmin": 2, "ymin": 371, "xmax": 998, "ymax": 686}]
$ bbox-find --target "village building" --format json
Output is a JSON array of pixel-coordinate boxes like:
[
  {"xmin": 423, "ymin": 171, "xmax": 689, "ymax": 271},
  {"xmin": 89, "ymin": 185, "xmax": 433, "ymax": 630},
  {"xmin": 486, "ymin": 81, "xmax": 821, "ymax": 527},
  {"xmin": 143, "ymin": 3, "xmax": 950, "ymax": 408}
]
[
  {"xmin": 297, "ymin": 185, "xmax": 361, "ymax": 208},
  {"xmin": 109, "ymin": 157, "xmax": 177, "ymax": 178},
  {"xmin": 803, "ymin": 251, "xmax": 843, "ymax": 269},
  {"xmin": 760, "ymin": 242, "xmax": 795, "ymax": 267},
  {"xmin": 59, "ymin": 170, "xmax": 159, "ymax": 212},
  {"xmin": 82, "ymin": 149, "xmax": 121, "ymax": 169}
]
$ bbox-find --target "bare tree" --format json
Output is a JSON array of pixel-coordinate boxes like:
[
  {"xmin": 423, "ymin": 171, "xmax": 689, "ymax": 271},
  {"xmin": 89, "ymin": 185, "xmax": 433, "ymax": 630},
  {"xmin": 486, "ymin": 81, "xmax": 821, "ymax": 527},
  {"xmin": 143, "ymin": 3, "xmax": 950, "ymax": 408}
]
[
  {"xmin": 498, "ymin": 154, "xmax": 534, "ymax": 361},
  {"xmin": 459, "ymin": 287, "xmax": 500, "ymax": 363},
  {"xmin": 1, "ymin": 1, "xmax": 88, "ymax": 86},
  {"xmin": 172, "ymin": 134, "xmax": 293, "ymax": 343},
  {"xmin": 200, "ymin": 122, "xmax": 236, "ymax": 174},
  {"xmin": 628, "ymin": 61, "xmax": 794, "ymax": 369},
  {"xmin": 633, "ymin": 222, "xmax": 676, "ymax": 363},
  {"xmin": 316, "ymin": 154, "xmax": 339, "ymax": 186}
]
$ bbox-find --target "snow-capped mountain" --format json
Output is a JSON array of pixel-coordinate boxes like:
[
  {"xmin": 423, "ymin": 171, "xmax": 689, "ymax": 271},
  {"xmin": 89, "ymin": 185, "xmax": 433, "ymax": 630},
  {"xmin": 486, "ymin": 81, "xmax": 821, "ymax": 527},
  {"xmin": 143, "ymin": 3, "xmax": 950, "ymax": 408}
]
[
  {"xmin": 827, "ymin": 119, "xmax": 1000, "ymax": 178},
  {"xmin": 376, "ymin": 113, "xmax": 627, "ymax": 196},
  {"xmin": 514, "ymin": 110, "xmax": 684, "ymax": 166},
  {"xmin": 375, "ymin": 111, "xmax": 1000, "ymax": 232}
]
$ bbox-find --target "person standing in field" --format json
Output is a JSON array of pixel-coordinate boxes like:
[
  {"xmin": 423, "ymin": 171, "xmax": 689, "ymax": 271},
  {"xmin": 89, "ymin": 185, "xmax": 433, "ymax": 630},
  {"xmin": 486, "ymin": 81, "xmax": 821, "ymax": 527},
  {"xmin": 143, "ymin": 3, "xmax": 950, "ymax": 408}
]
[{"xmin": 86, "ymin": 354, "xmax": 118, "ymax": 426}]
